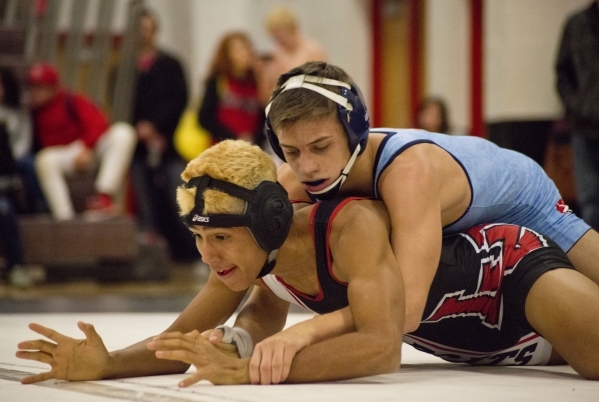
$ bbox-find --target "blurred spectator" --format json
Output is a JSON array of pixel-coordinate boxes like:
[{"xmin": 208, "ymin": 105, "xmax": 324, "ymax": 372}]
[
  {"xmin": 0, "ymin": 147, "xmax": 29, "ymax": 287},
  {"xmin": 417, "ymin": 96, "xmax": 451, "ymax": 134},
  {"xmin": 27, "ymin": 63, "xmax": 136, "ymax": 221},
  {"xmin": 0, "ymin": 67, "xmax": 34, "ymax": 287},
  {"xmin": 0, "ymin": 66, "xmax": 44, "ymax": 213},
  {"xmin": 556, "ymin": 1, "xmax": 599, "ymax": 230},
  {"xmin": 129, "ymin": 8, "xmax": 196, "ymax": 262},
  {"xmin": 198, "ymin": 31, "xmax": 265, "ymax": 147},
  {"xmin": 258, "ymin": 4, "xmax": 327, "ymax": 104}
]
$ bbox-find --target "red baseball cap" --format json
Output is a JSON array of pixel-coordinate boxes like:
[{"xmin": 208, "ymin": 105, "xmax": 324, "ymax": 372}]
[{"xmin": 27, "ymin": 63, "xmax": 60, "ymax": 86}]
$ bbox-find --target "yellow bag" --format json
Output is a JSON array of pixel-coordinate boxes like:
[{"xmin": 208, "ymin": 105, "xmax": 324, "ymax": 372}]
[{"xmin": 174, "ymin": 108, "xmax": 213, "ymax": 161}]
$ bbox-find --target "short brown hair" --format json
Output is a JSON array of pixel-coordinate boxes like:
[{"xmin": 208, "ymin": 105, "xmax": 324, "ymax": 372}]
[{"xmin": 267, "ymin": 61, "xmax": 355, "ymax": 133}]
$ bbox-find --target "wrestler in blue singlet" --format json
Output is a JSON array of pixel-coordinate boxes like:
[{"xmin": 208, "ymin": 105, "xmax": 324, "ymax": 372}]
[{"xmin": 372, "ymin": 129, "xmax": 590, "ymax": 252}]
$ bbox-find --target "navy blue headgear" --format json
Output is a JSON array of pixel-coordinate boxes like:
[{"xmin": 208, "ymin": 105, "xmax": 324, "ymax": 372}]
[
  {"xmin": 264, "ymin": 74, "xmax": 370, "ymax": 162},
  {"xmin": 182, "ymin": 175, "xmax": 293, "ymax": 255}
]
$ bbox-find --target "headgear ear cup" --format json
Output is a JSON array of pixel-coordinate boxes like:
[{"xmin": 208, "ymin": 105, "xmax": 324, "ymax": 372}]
[
  {"xmin": 265, "ymin": 74, "xmax": 370, "ymax": 162},
  {"xmin": 248, "ymin": 181, "xmax": 293, "ymax": 251},
  {"xmin": 338, "ymin": 85, "xmax": 369, "ymax": 154},
  {"xmin": 183, "ymin": 176, "xmax": 293, "ymax": 253}
]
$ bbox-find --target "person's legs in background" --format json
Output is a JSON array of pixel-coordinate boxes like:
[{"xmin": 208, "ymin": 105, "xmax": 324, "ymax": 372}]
[
  {"xmin": 88, "ymin": 122, "xmax": 137, "ymax": 214},
  {"xmin": 0, "ymin": 194, "xmax": 30, "ymax": 287},
  {"xmin": 130, "ymin": 156, "xmax": 199, "ymax": 263},
  {"xmin": 16, "ymin": 154, "xmax": 48, "ymax": 213},
  {"xmin": 34, "ymin": 143, "xmax": 81, "ymax": 221},
  {"xmin": 571, "ymin": 134, "xmax": 599, "ymax": 230},
  {"xmin": 130, "ymin": 158, "xmax": 163, "ymax": 235}
]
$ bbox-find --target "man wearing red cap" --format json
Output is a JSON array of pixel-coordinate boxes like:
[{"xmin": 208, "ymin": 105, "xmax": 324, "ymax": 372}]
[{"xmin": 27, "ymin": 63, "xmax": 136, "ymax": 221}]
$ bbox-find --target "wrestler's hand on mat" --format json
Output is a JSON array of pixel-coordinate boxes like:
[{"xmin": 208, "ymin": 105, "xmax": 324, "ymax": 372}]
[
  {"xmin": 201, "ymin": 328, "xmax": 225, "ymax": 344},
  {"xmin": 16, "ymin": 321, "xmax": 110, "ymax": 384},
  {"xmin": 197, "ymin": 329, "xmax": 240, "ymax": 358},
  {"xmin": 148, "ymin": 330, "xmax": 250, "ymax": 386},
  {"xmin": 249, "ymin": 326, "xmax": 311, "ymax": 385}
]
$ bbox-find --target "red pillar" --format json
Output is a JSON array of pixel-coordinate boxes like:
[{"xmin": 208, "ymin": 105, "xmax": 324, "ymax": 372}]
[
  {"xmin": 408, "ymin": 0, "xmax": 421, "ymax": 127},
  {"xmin": 370, "ymin": 0, "xmax": 382, "ymax": 127},
  {"xmin": 470, "ymin": 0, "xmax": 484, "ymax": 137}
]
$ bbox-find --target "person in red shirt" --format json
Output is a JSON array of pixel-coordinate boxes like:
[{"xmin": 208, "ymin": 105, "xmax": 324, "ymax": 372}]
[
  {"xmin": 27, "ymin": 63, "xmax": 136, "ymax": 220},
  {"xmin": 198, "ymin": 31, "xmax": 265, "ymax": 147}
]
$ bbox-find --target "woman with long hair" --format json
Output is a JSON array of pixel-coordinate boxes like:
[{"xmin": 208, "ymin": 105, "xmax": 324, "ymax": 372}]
[{"xmin": 198, "ymin": 31, "xmax": 265, "ymax": 147}]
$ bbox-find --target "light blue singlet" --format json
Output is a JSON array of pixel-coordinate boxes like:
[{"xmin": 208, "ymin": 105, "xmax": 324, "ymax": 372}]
[{"xmin": 372, "ymin": 129, "xmax": 590, "ymax": 252}]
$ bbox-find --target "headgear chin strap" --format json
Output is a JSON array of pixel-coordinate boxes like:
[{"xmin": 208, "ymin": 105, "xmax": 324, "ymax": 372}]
[
  {"xmin": 308, "ymin": 143, "xmax": 361, "ymax": 201},
  {"xmin": 182, "ymin": 175, "xmax": 293, "ymax": 278}
]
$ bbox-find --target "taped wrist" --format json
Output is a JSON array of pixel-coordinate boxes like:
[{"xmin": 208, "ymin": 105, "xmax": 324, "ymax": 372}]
[{"xmin": 215, "ymin": 325, "xmax": 254, "ymax": 358}]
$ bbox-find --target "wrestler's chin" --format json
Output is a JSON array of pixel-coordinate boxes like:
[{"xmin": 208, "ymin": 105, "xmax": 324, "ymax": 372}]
[{"xmin": 216, "ymin": 267, "xmax": 252, "ymax": 292}]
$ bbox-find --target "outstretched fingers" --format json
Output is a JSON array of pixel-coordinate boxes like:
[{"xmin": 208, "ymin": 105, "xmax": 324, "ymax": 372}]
[
  {"xmin": 17, "ymin": 338, "xmax": 56, "ymax": 355},
  {"xmin": 76, "ymin": 322, "xmax": 103, "ymax": 346},
  {"xmin": 15, "ymin": 349, "xmax": 54, "ymax": 365},
  {"xmin": 20, "ymin": 370, "xmax": 56, "ymax": 385},
  {"xmin": 27, "ymin": 323, "xmax": 67, "ymax": 343},
  {"xmin": 178, "ymin": 372, "xmax": 207, "ymax": 388}
]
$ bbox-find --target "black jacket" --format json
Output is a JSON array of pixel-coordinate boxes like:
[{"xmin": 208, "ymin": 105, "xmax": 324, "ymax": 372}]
[
  {"xmin": 132, "ymin": 51, "xmax": 188, "ymax": 160},
  {"xmin": 556, "ymin": 2, "xmax": 599, "ymax": 135}
]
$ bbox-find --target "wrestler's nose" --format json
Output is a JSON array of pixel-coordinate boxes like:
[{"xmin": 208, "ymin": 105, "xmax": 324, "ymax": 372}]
[
  {"xmin": 197, "ymin": 240, "xmax": 219, "ymax": 266},
  {"xmin": 296, "ymin": 152, "xmax": 319, "ymax": 177}
]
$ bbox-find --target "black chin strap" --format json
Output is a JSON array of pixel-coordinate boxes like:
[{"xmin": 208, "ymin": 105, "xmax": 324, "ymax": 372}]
[{"xmin": 256, "ymin": 249, "xmax": 278, "ymax": 278}]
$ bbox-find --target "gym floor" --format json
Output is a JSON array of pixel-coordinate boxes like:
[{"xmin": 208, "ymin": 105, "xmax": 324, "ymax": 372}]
[
  {"xmin": 0, "ymin": 262, "xmax": 207, "ymax": 314},
  {"xmin": 0, "ymin": 265, "xmax": 598, "ymax": 401}
]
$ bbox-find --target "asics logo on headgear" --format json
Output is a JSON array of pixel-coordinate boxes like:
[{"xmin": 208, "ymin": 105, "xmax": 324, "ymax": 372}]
[{"xmin": 192, "ymin": 215, "xmax": 210, "ymax": 223}]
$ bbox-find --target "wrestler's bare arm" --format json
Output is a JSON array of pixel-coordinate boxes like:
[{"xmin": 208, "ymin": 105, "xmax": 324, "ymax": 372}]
[
  {"xmin": 16, "ymin": 271, "xmax": 247, "ymax": 383},
  {"xmin": 377, "ymin": 145, "xmax": 447, "ymax": 332},
  {"xmin": 147, "ymin": 201, "xmax": 405, "ymax": 384},
  {"xmin": 274, "ymin": 200, "xmax": 405, "ymax": 383}
]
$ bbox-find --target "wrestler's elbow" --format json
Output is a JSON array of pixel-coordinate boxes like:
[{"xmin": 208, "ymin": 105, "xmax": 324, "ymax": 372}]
[
  {"xmin": 369, "ymin": 336, "xmax": 402, "ymax": 374},
  {"xmin": 403, "ymin": 311, "xmax": 422, "ymax": 334},
  {"xmin": 403, "ymin": 294, "xmax": 426, "ymax": 334},
  {"xmin": 576, "ymin": 364, "xmax": 599, "ymax": 381}
]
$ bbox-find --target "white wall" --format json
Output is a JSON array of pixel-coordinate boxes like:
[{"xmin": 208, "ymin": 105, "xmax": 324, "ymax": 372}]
[
  {"xmin": 484, "ymin": 0, "xmax": 589, "ymax": 122},
  {"xmin": 57, "ymin": 0, "xmax": 591, "ymax": 128},
  {"xmin": 425, "ymin": 0, "xmax": 590, "ymax": 132},
  {"xmin": 425, "ymin": 0, "xmax": 470, "ymax": 134},
  {"xmin": 145, "ymin": 0, "xmax": 372, "ymax": 105},
  {"xmin": 54, "ymin": 0, "xmax": 371, "ymax": 106}
]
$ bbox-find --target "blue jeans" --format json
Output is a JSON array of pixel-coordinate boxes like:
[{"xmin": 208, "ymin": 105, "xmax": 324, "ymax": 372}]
[
  {"xmin": 130, "ymin": 157, "xmax": 198, "ymax": 261},
  {"xmin": 571, "ymin": 133, "xmax": 599, "ymax": 230},
  {"xmin": 0, "ymin": 194, "xmax": 24, "ymax": 271},
  {"xmin": 17, "ymin": 154, "xmax": 48, "ymax": 213}
]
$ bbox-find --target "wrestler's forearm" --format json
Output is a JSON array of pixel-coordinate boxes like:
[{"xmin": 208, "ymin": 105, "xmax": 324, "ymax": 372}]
[
  {"xmin": 233, "ymin": 286, "xmax": 289, "ymax": 344},
  {"xmin": 103, "ymin": 337, "xmax": 190, "ymax": 379},
  {"xmin": 285, "ymin": 331, "xmax": 401, "ymax": 383},
  {"xmin": 282, "ymin": 307, "xmax": 355, "ymax": 347}
]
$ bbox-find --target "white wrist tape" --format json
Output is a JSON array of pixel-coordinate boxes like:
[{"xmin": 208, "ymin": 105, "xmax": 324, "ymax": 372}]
[{"xmin": 215, "ymin": 325, "xmax": 254, "ymax": 358}]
